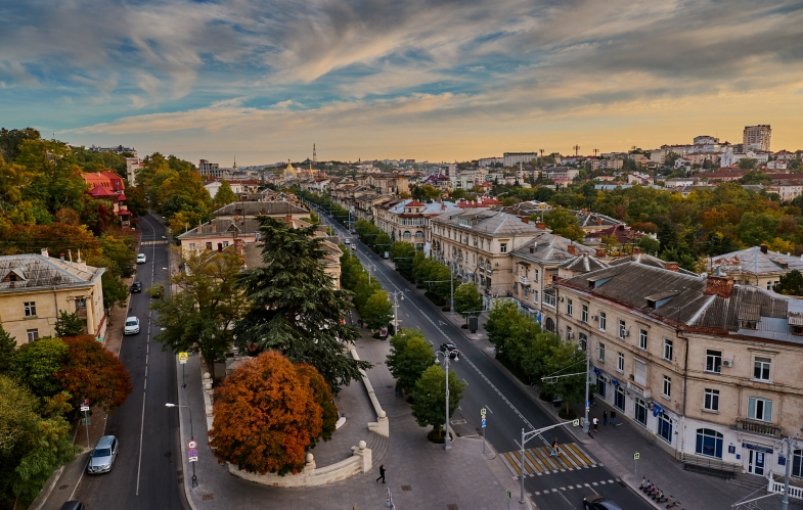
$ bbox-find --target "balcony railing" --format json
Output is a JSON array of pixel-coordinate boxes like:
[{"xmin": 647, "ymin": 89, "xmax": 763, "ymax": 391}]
[
  {"xmin": 735, "ymin": 418, "xmax": 782, "ymax": 438},
  {"xmin": 518, "ymin": 276, "xmax": 530, "ymax": 286}
]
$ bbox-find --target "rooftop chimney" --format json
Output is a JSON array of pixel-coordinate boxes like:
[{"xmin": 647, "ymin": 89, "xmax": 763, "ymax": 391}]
[
  {"xmin": 567, "ymin": 244, "xmax": 577, "ymax": 255},
  {"xmin": 705, "ymin": 274, "xmax": 734, "ymax": 298},
  {"xmin": 536, "ymin": 222, "xmax": 546, "ymax": 230},
  {"xmin": 596, "ymin": 248, "xmax": 606, "ymax": 258},
  {"xmin": 665, "ymin": 261, "xmax": 679, "ymax": 272},
  {"xmin": 632, "ymin": 247, "xmax": 640, "ymax": 255},
  {"xmin": 760, "ymin": 244, "xmax": 768, "ymax": 254},
  {"xmin": 41, "ymin": 247, "xmax": 49, "ymax": 258}
]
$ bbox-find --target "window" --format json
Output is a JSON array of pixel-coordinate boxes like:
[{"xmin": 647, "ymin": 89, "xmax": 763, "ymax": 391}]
[
  {"xmin": 695, "ymin": 428, "xmax": 723, "ymax": 458},
  {"xmin": 533, "ymin": 269, "xmax": 540, "ymax": 282},
  {"xmin": 24, "ymin": 301, "xmax": 37, "ymax": 317},
  {"xmin": 662, "ymin": 375, "xmax": 672, "ymax": 398},
  {"xmin": 599, "ymin": 312, "xmax": 607, "ymax": 330},
  {"xmin": 566, "ymin": 299, "xmax": 573, "ymax": 316},
  {"xmin": 704, "ymin": 388, "xmax": 720, "ymax": 412},
  {"xmin": 614, "ymin": 385, "xmax": 626, "ymax": 411},
  {"xmin": 579, "ymin": 332, "xmax": 587, "ymax": 351},
  {"xmin": 598, "ymin": 342, "xmax": 606, "ymax": 362},
  {"xmin": 748, "ymin": 397, "xmax": 772, "ymax": 422},
  {"xmin": 205, "ymin": 242, "xmax": 213, "ymax": 250},
  {"xmin": 706, "ymin": 350, "xmax": 722, "ymax": 373},
  {"xmin": 634, "ymin": 399, "xmax": 647, "ymax": 425},
  {"xmin": 617, "ymin": 352, "xmax": 625, "ymax": 372},
  {"xmin": 581, "ymin": 304, "xmax": 588, "ymax": 323},
  {"xmin": 500, "ymin": 243, "xmax": 508, "ymax": 253},
  {"xmin": 663, "ymin": 339, "xmax": 673, "ymax": 361},
  {"xmin": 639, "ymin": 329, "xmax": 648, "ymax": 350},
  {"xmin": 657, "ymin": 414, "xmax": 673, "ymax": 443},
  {"xmin": 753, "ymin": 357, "xmax": 771, "ymax": 381},
  {"xmin": 26, "ymin": 329, "xmax": 39, "ymax": 342},
  {"xmin": 618, "ymin": 320, "xmax": 627, "ymax": 339},
  {"xmin": 793, "ymin": 449, "xmax": 803, "ymax": 479}
]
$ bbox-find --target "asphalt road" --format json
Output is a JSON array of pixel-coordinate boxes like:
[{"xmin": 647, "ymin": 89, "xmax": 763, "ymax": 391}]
[
  {"xmin": 73, "ymin": 215, "xmax": 184, "ymax": 510},
  {"xmin": 314, "ymin": 205, "xmax": 652, "ymax": 510}
]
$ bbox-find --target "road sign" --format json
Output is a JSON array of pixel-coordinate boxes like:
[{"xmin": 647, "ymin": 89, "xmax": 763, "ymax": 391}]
[
  {"xmin": 80, "ymin": 405, "xmax": 90, "ymax": 412},
  {"xmin": 572, "ymin": 419, "xmax": 580, "ymax": 427},
  {"xmin": 188, "ymin": 448, "xmax": 199, "ymax": 462},
  {"xmin": 634, "ymin": 452, "xmax": 640, "ymax": 460},
  {"xmin": 480, "ymin": 407, "xmax": 486, "ymax": 417},
  {"xmin": 188, "ymin": 440, "xmax": 197, "ymax": 449},
  {"xmin": 178, "ymin": 352, "xmax": 189, "ymax": 364},
  {"xmin": 481, "ymin": 418, "xmax": 487, "ymax": 429}
]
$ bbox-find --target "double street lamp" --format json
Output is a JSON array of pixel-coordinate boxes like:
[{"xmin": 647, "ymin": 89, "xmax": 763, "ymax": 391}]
[
  {"xmin": 165, "ymin": 402, "xmax": 198, "ymax": 487},
  {"xmin": 435, "ymin": 347, "xmax": 459, "ymax": 450}
]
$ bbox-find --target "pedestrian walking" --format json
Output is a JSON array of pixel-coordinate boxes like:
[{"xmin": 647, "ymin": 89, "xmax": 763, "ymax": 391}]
[
  {"xmin": 603, "ymin": 411, "xmax": 608, "ymax": 426},
  {"xmin": 592, "ymin": 417, "xmax": 599, "ymax": 431},
  {"xmin": 376, "ymin": 464, "xmax": 386, "ymax": 483},
  {"xmin": 610, "ymin": 410, "xmax": 617, "ymax": 425},
  {"xmin": 550, "ymin": 438, "xmax": 560, "ymax": 457}
]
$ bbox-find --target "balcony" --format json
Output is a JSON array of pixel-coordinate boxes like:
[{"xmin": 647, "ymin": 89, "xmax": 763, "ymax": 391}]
[
  {"xmin": 518, "ymin": 276, "xmax": 530, "ymax": 286},
  {"xmin": 735, "ymin": 418, "xmax": 782, "ymax": 438}
]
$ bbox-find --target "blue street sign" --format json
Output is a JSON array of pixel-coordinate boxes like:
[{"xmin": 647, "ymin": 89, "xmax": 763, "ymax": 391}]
[{"xmin": 481, "ymin": 418, "xmax": 487, "ymax": 428}]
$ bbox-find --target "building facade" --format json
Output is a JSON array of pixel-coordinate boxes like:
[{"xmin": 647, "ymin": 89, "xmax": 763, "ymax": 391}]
[
  {"xmin": 743, "ymin": 125, "xmax": 772, "ymax": 152},
  {"xmin": 554, "ymin": 262, "xmax": 803, "ymax": 479},
  {"xmin": 0, "ymin": 252, "xmax": 106, "ymax": 345}
]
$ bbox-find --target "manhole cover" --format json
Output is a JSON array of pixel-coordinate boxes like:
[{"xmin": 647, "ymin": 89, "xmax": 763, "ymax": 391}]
[
  {"xmin": 447, "ymin": 504, "xmax": 459, "ymax": 510},
  {"xmin": 401, "ymin": 484, "xmax": 412, "ymax": 492},
  {"xmin": 58, "ymin": 484, "xmax": 68, "ymax": 490},
  {"xmin": 202, "ymin": 493, "xmax": 215, "ymax": 501}
]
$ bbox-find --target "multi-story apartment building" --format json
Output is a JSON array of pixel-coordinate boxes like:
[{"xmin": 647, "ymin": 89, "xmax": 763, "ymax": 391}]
[
  {"xmin": 709, "ymin": 245, "xmax": 803, "ymax": 291},
  {"xmin": 0, "ymin": 251, "xmax": 106, "ymax": 345},
  {"xmin": 554, "ymin": 262, "xmax": 803, "ymax": 479},
  {"xmin": 430, "ymin": 209, "xmax": 540, "ymax": 306},
  {"xmin": 373, "ymin": 199, "xmax": 459, "ymax": 250},
  {"xmin": 511, "ymin": 233, "xmax": 607, "ymax": 323},
  {"xmin": 743, "ymin": 124, "xmax": 772, "ymax": 152}
]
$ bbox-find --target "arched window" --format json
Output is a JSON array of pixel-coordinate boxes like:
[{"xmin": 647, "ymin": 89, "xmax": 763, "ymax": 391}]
[{"xmin": 695, "ymin": 428, "xmax": 723, "ymax": 458}]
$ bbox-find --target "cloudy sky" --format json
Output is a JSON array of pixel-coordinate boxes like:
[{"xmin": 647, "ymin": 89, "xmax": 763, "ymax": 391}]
[{"xmin": 1, "ymin": 0, "xmax": 802, "ymax": 165}]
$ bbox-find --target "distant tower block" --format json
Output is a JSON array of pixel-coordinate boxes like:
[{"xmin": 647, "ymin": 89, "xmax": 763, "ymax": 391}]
[
  {"xmin": 573, "ymin": 144, "xmax": 580, "ymax": 157},
  {"xmin": 743, "ymin": 124, "xmax": 771, "ymax": 151},
  {"xmin": 313, "ymin": 143, "xmax": 317, "ymax": 163}
]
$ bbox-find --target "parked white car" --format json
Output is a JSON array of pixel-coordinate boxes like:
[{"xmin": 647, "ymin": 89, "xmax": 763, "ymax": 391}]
[
  {"xmin": 136, "ymin": 253, "xmax": 147, "ymax": 264},
  {"xmin": 124, "ymin": 316, "xmax": 140, "ymax": 335}
]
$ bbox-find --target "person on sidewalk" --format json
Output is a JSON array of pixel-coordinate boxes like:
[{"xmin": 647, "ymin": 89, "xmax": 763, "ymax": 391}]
[
  {"xmin": 592, "ymin": 417, "xmax": 599, "ymax": 431},
  {"xmin": 376, "ymin": 464, "xmax": 386, "ymax": 483},
  {"xmin": 610, "ymin": 410, "xmax": 618, "ymax": 425},
  {"xmin": 603, "ymin": 411, "xmax": 608, "ymax": 426},
  {"xmin": 550, "ymin": 438, "xmax": 560, "ymax": 457}
]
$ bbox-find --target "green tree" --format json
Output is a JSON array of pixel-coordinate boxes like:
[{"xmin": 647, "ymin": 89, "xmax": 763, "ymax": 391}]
[
  {"xmin": 14, "ymin": 338, "xmax": 67, "ymax": 398},
  {"xmin": 386, "ymin": 329, "xmax": 434, "ymax": 395},
  {"xmin": 0, "ymin": 375, "xmax": 75, "ymax": 509},
  {"xmin": 235, "ymin": 218, "xmax": 370, "ymax": 391},
  {"xmin": 454, "ymin": 283, "xmax": 483, "ymax": 317},
  {"xmin": 360, "ymin": 290, "xmax": 393, "ymax": 331},
  {"xmin": 774, "ymin": 270, "xmax": 803, "ymax": 296},
  {"xmin": 390, "ymin": 241, "xmax": 416, "ymax": 280},
  {"xmin": 55, "ymin": 311, "xmax": 85, "ymax": 337},
  {"xmin": 542, "ymin": 207, "xmax": 585, "ymax": 241},
  {"xmin": 213, "ymin": 180, "xmax": 238, "ymax": 208},
  {"xmin": 484, "ymin": 300, "xmax": 522, "ymax": 354},
  {"xmin": 153, "ymin": 249, "xmax": 249, "ymax": 379},
  {"xmin": 542, "ymin": 341, "xmax": 586, "ymax": 416},
  {"xmin": 0, "ymin": 326, "xmax": 16, "ymax": 375},
  {"xmin": 411, "ymin": 364, "xmax": 465, "ymax": 441}
]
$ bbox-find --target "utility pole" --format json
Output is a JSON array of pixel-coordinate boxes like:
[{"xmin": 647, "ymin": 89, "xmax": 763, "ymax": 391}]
[
  {"xmin": 392, "ymin": 291, "xmax": 403, "ymax": 332},
  {"xmin": 518, "ymin": 419, "xmax": 580, "ymax": 503},
  {"xmin": 436, "ymin": 348, "xmax": 458, "ymax": 450}
]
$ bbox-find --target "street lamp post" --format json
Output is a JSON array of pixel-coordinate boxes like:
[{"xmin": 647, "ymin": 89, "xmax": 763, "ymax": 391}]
[
  {"xmin": 435, "ymin": 348, "xmax": 459, "ymax": 450},
  {"xmin": 165, "ymin": 402, "xmax": 198, "ymax": 487},
  {"xmin": 517, "ymin": 419, "xmax": 580, "ymax": 503}
]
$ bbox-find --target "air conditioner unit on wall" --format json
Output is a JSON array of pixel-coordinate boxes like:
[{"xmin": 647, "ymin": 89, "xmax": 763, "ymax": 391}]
[
  {"xmin": 592, "ymin": 315, "xmax": 599, "ymax": 321},
  {"xmin": 723, "ymin": 359, "xmax": 733, "ymax": 368}
]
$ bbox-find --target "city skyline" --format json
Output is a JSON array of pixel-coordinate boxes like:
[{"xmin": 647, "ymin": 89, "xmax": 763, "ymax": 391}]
[{"xmin": 1, "ymin": 0, "xmax": 802, "ymax": 165}]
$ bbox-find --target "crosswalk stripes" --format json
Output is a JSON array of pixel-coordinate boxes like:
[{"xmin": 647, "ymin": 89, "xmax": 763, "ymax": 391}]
[
  {"xmin": 531, "ymin": 478, "xmax": 621, "ymax": 496},
  {"xmin": 140, "ymin": 240, "xmax": 169, "ymax": 246},
  {"xmin": 500, "ymin": 442, "xmax": 599, "ymax": 477}
]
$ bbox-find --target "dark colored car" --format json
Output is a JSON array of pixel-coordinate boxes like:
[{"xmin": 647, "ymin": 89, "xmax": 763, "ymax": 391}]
[
  {"xmin": 59, "ymin": 502, "xmax": 86, "ymax": 510},
  {"xmin": 130, "ymin": 281, "xmax": 142, "ymax": 293},
  {"xmin": 583, "ymin": 495, "xmax": 623, "ymax": 510}
]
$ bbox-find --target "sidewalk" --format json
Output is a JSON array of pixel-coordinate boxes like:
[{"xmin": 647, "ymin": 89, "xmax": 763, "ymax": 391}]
[
  {"xmin": 441, "ymin": 307, "xmax": 803, "ymax": 510},
  {"xmin": 176, "ymin": 328, "xmax": 531, "ymax": 510}
]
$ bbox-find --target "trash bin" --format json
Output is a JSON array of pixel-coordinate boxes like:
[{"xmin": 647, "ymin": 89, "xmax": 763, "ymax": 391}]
[{"xmin": 468, "ymin": 316, "xmax": 478, "ymax": 333}]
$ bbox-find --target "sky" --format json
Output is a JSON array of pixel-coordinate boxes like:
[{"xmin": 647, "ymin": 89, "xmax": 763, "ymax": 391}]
[{"xmin": 1, "ymin": 0, "xmax": 802, "ymax": 166}]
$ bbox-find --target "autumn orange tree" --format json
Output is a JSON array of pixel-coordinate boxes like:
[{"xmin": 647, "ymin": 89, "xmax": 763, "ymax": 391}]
[
  {"xmin": 210, "ymin": 351, "xmax": 324, "ymax": 475},
  {"xmin": 55, "ymin": 335, "xmax": 132, "ymax": 411},
  {"xmin": 295, "ymin": 363, "xmax": 338, "ymax": 443}
]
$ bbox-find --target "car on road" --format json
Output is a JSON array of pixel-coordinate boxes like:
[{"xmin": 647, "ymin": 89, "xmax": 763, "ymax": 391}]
[
  {"xmin": 59, "ymin": 502, "xmax": 86, "ymax": 510},
  {"xmin": 583, "ymin": 495, "xmax": 622, "ymax": 510},
  {"xmin": 130, "ymin": 281, "xmax": 143, "ymax": 293},
  {"xmin": 136, "ymin": 253, "xmax": 147, "ymax": 264},
  {"xmin": 87, "ymin": 435, "xmax": 119, "ymax": 474},
  {"xmin": 124, "ymin": 316, "xmax": 140, "ymax": 335},
  {"xmin": 440, "ymin": 341, "xmax": 458, "ymax": 353}
]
